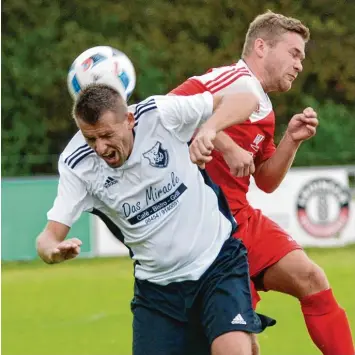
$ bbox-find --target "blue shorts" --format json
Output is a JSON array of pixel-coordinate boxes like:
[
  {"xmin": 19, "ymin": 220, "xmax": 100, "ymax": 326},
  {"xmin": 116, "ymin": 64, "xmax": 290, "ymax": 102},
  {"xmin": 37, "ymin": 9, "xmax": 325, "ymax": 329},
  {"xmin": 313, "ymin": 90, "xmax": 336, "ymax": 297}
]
[{"xmin": 131, "ymin": 237, "xmax": 276, "ymax": 355}]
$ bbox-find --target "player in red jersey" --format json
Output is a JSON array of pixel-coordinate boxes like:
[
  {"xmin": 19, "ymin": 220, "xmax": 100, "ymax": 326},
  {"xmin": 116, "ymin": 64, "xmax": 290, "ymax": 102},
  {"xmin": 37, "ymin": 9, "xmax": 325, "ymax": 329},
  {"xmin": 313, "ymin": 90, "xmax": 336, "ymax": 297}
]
[{"xmin": 171, "ymin": 11, "xmax": 354, "ymax": 355}]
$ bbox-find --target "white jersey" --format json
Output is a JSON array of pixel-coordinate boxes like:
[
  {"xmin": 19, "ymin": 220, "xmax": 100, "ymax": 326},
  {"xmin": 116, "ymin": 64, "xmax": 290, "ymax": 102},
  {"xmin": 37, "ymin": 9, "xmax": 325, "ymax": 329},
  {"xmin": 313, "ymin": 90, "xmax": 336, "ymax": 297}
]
[
  {"xmin": 48, "ymin": 93, "xmax": 234, "ymax": 285},
  {"xmin": 190, "ymin": 59, "xmax": 273, "ymax": 123}
]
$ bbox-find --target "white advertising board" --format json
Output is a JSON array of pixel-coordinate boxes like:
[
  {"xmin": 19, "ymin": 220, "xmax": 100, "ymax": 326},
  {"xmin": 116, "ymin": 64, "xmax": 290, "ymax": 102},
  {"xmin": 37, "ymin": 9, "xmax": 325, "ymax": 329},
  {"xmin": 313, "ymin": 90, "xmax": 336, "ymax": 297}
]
[
  {"xmin": 247, "ymin": 167, "xmax": 354, "ymax": 247},
  {"xmin": 94, "ymin": 217, "xmax": 129, "ymax": 256}
]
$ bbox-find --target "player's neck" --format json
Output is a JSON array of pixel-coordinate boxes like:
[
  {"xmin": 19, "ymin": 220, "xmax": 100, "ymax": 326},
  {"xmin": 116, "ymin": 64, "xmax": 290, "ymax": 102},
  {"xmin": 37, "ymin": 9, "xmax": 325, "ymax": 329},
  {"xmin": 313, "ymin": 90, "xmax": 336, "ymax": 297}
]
[{"xmin": 242, "ymin": 57, "xmax": 270, "ymax": 93}]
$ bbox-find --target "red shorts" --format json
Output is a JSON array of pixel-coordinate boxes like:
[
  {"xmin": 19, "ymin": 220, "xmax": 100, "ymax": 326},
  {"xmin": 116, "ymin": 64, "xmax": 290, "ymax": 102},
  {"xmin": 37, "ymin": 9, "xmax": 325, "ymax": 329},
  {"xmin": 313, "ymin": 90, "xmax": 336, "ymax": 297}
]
[{"xmin": 233, "ymin": 209, "xmax": 302, "ymax": 309}]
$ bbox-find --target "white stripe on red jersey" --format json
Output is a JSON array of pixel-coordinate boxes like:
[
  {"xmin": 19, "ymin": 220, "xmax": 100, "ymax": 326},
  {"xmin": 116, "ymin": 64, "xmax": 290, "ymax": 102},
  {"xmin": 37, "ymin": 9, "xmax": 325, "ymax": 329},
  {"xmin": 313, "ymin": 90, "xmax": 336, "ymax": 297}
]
[
  {"xmin": 190, "ymin": 60, "xmax": 273, "ymax": 123},
  {"xmin": 205, "ymin": 67, "xmax": 249, "ymax": 89},
  {"xmin": 209, "ymin": 72, "xmax": 252, "ymax": 93}
]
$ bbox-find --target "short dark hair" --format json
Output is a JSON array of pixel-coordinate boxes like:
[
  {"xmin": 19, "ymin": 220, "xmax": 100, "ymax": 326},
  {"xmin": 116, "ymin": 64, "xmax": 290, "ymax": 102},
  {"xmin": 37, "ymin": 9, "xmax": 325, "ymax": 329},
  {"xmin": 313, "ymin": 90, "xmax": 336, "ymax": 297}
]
[{"xmin": 73, "ymin": 84, "xmax": 127, "ymax": 125}]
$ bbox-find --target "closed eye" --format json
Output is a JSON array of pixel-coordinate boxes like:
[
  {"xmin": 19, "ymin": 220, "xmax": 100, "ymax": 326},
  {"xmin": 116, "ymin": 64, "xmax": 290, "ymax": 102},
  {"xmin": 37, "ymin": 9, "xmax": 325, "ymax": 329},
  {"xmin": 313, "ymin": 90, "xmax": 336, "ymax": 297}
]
[
  {"xmin": 101, "ymin": 134, "xmax": 113, "ymax": 139},
  {"xmin": 85, "ymin": 137, "xmax": 95, "ymax": 144},
  {"xmin": 290, "ymin": 49, "xmax": 305, "ymax": 61}
]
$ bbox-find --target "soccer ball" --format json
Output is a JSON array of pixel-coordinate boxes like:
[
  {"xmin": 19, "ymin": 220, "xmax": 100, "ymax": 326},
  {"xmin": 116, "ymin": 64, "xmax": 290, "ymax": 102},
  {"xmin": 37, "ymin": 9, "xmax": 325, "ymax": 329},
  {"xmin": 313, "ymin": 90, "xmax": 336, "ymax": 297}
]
[{"xmin": 67, "ymin": 46, "xmax": 136, "ymax": 101}]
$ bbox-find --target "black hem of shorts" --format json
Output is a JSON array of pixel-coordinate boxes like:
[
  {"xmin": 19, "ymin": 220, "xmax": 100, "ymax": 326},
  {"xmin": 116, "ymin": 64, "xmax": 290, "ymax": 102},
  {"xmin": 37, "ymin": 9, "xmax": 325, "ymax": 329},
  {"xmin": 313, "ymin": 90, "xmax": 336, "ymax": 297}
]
[{"xmin": 208, "ymin": 314, "xmax": 277, "ymax": 345}]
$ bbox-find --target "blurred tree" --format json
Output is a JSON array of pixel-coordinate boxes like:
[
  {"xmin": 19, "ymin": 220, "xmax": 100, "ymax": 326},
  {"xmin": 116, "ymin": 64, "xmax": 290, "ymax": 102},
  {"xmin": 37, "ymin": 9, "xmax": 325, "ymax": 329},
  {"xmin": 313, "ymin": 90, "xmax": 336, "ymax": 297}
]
[
  {"xmin": 291, "ymin": 97, "xmax": 355, "ymax": 166},
  {"xmin": 2, "ymin": 0, "xmax": 355, "ymax": 176}
]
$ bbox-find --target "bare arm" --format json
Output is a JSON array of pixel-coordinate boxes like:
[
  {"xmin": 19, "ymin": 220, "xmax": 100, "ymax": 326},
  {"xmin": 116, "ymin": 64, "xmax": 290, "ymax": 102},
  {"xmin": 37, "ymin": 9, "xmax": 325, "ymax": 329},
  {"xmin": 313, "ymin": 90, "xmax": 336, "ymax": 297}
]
[
  {"xmin": 207, "ymin": 92, "xmax": 258, "ymax": 132},
  {"xmin": 253, "ymin": 133, "xmax": 300, "ymax": 193},
  {"xmin": 254, "ymin": 108, "xmax": 318, "ymax": 193},
  {"xmin": 191, "ymin": 93, "xmax": 257, "ymax": 174},
  {"xmin": 212, "ymin": 131, "xmax": 238, "ymax": 153},
  {"xmin": 212, "ymin": 131, "xmax": 255, "ymax": 177},
  {"xmin": 189, "ymin": 93, "xmax": 258, "ymax": 168},
  {"xmin": 36, "ymin": 221, "xmax": 82, "ymax": 264}
]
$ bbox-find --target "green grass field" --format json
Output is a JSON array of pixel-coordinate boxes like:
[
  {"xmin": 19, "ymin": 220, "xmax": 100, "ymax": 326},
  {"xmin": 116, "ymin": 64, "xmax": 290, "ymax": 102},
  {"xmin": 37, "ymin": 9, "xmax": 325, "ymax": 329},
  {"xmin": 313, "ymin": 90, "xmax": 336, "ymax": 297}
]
[{"xmin": 2, "ymin": 245, "xmax": 355, "ymax": 355}]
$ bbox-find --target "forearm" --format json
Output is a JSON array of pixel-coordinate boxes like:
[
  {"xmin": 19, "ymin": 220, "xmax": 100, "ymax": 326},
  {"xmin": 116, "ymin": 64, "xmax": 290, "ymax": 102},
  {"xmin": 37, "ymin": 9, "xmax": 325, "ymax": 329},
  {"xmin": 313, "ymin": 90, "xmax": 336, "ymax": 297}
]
[
  {"xmin": 254, "ymin": 133, "xmax": 301, "ymax": 193},
  {"xmin": 213, "ymin": 131, "xmax": 238, "ymax": 153},
  {"xmin": 205, "ymin": 93, "xmax": 258, "ymax": 133}
]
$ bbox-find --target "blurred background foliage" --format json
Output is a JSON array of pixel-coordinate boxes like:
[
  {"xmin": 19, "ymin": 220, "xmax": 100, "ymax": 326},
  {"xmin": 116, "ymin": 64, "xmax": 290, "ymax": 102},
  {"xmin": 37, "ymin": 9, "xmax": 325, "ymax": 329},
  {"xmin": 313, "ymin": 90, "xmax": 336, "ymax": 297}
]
[{"xmin": 2, "ymin": 0, "xmax": 355, "ymax": 176}]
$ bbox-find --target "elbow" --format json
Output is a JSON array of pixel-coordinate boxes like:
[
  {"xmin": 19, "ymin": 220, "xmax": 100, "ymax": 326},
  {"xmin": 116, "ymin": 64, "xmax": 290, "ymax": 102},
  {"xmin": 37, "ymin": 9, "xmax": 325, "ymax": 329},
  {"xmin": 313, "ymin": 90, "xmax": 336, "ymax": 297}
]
[
  {"xmin": 254, "ymin": 178, "xmax": 279, "ymax": 194},
  {"xmin": 253, "ymin": 165, "xmax": 280, "ymax": 193},
  {"xmin": 260, "ymin": 185, "xmax": 277, "ymax": 194}
]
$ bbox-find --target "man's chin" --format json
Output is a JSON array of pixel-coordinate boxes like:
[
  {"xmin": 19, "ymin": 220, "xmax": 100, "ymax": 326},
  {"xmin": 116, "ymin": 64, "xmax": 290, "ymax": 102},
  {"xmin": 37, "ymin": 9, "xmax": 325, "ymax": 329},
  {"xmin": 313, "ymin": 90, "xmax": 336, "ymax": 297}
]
[
  {"xmin": 279, "ymin": 82, "xmax": 292, "ymax": 92},
  {"xmin": 107, "ymin": 161, "xmax": 122, "ymax": 168},
  {"xmin": 102, "ymin": 157, "xmax": 122, "ymax": 168}
]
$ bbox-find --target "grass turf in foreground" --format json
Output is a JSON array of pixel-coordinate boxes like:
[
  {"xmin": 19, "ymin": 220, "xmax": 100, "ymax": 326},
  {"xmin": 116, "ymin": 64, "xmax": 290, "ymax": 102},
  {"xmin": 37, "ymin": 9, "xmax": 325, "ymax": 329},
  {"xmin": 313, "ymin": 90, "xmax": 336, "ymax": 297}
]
[{"xmin": 2, "ymin": 245, "xmax": 355, "ymax": 355}]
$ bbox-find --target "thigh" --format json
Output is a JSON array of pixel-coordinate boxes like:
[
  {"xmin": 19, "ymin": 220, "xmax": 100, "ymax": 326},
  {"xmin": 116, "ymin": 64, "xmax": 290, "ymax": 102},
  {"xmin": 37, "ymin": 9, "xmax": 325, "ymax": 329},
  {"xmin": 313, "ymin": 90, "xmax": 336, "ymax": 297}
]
[
  {"xmin": 263, "ymin": 249, "xmax": 329, "ymax": 298},
  {"xmin": 199, "ymin": 237, "xmax": 276, "ymax": 345},
  {"xmin": 133, "ymin": 305, "xmax": 188, "ymax": 355},
  {"xmin": 211, "ymin": 331, "xmax": 252, "ymax": 355}
]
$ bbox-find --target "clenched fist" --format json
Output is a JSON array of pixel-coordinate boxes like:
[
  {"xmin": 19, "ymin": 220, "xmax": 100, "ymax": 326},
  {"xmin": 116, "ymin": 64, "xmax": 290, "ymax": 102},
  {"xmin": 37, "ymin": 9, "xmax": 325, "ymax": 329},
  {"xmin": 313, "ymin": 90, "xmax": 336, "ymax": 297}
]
[
  {"xmin": 189, "ymin": 126, "xmax": 216, "ymax": 169},
  {"xmin": 222, "ymin": 144, "xmax": 255, "ymax": 177},
  {"xmin": 286, "ymin": 107, "xmax": 318, "ymax": 142}
]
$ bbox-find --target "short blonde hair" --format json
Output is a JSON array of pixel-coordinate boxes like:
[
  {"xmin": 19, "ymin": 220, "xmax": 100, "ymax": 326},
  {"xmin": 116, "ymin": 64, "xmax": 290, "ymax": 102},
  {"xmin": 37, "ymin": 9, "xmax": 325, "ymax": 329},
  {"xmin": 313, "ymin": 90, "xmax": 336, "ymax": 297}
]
[{"xmin": 242, "ymin": 11, "xmax": 310, "ymax": 57}]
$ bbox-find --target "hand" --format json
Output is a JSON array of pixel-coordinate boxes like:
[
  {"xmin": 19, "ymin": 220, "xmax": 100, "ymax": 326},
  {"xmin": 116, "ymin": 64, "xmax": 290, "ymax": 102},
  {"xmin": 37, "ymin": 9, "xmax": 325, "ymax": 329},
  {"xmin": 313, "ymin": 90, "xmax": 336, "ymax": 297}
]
[
  {"xmin": 189, "ymin": 126, "xmax": 216, "ymax": 169},
  {"xmin": 286, "ymin": 107, "xmax": 318, "ymax": 142},
  {"xmin": 49, "ymin": 238, "xmax": 82, "ymax": 264},
  {"xmin": 222, "ymin": 145, "xmax": 255, "ymax": 177}
]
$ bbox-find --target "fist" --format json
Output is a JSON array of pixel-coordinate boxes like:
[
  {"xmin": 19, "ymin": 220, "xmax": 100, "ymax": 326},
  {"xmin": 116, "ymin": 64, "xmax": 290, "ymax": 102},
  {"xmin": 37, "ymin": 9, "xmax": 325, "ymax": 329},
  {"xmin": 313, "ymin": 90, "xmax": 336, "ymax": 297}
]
[
  {"xmin": 286, "ymin": 107, "xmax": 318, "ymax": 142},
  {"xmin": 223, "ymin": 145, "xmax": 255, "ymax": 177},
  {"xmin": 189, "ymin": 127, "xmax": 216, "ymax": 169}
]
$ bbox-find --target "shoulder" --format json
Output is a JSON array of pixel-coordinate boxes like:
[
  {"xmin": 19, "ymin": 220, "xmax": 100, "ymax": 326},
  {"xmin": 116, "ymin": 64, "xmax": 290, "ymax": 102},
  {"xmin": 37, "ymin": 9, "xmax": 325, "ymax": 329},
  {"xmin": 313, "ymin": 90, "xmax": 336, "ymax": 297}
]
[
  {"xmin": 60, "ymin": 131, "xmax": 96, "ymax": 171},
  {"xmin": 191, "ymin": 61, "xmax": 254, "ymax": 92},
  {"xmin": 129, "ymin": 97, "xmax": 160, "ymax": 132},
  {"xmin": 132, "ymin": 95, "xmax": 187, "ymax": 121},
  {"xmin": 132, "ymin": 96, "xmax": 158, "ymax": 119}
]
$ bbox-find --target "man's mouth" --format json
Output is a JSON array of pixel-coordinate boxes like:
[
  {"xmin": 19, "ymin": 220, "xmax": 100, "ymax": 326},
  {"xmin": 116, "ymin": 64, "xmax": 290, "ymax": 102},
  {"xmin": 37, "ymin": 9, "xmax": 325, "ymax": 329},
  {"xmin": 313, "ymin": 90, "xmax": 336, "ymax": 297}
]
[
  {"xmin": 102, "ymin": 151, "xmax": 118, "ymax": 164},
  {"xmin": 103, "ymin": 151, "xmax": 115, "ymax": 159}
]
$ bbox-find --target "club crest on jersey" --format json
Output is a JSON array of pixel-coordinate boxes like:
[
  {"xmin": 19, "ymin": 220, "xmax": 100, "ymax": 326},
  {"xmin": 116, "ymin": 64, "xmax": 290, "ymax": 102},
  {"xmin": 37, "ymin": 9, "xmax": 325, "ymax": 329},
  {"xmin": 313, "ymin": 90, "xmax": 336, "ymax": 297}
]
[
  {"xmin": 250, "ymin": 134, "xmax": 265, "ymax": 152},
  {"xmin": 143, "ymin": 141, "xmax": 169, "ymax": 168}
]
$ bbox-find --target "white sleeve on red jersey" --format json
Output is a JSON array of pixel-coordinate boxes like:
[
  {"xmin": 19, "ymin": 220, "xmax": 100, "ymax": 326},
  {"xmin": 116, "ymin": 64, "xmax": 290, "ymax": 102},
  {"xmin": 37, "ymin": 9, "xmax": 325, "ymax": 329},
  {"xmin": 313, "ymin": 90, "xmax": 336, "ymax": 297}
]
[
  {"xmin": 197, "ymin": 67, "xmax": 259, "ymax": 95},
  {"xmin": 172, "ymin": 65, "xmax": 272, "ymax": 123}
]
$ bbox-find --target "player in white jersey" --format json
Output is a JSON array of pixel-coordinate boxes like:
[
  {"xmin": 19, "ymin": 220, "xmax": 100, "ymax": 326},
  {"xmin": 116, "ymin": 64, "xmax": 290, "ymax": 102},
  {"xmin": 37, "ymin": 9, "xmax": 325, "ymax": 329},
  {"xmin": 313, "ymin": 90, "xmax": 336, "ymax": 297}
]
[{"xmin": 36, "ymin": 84, "xmax": 275, "ymax": 355}]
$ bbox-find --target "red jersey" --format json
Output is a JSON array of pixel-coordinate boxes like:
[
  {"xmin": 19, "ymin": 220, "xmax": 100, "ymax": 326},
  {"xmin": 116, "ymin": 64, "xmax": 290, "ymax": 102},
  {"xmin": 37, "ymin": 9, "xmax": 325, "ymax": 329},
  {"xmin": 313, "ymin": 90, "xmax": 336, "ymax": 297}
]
[{"xmin": 170, "ymin": 60, "xmax": 276, "ymax": 223}]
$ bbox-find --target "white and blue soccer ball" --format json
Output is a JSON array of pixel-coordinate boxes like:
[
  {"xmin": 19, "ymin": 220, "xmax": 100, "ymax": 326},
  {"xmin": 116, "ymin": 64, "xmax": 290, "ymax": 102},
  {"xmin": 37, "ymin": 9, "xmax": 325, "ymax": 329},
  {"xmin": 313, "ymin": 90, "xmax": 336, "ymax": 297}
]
[{"xmin": 67, "ymin": 46, "xmax": 136, "ymax": 101}]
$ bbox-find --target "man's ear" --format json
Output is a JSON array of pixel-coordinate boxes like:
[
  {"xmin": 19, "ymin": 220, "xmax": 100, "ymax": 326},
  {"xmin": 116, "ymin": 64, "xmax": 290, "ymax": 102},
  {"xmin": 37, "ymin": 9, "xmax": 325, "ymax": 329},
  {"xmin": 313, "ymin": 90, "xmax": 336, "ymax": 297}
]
[
  {"xmin": 127, "ymin": 112, "xmax": 135, "ymax": 129},
  {"xmin": 254, "ymin": 38, "xmax": 267, "ymax": 58}
]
